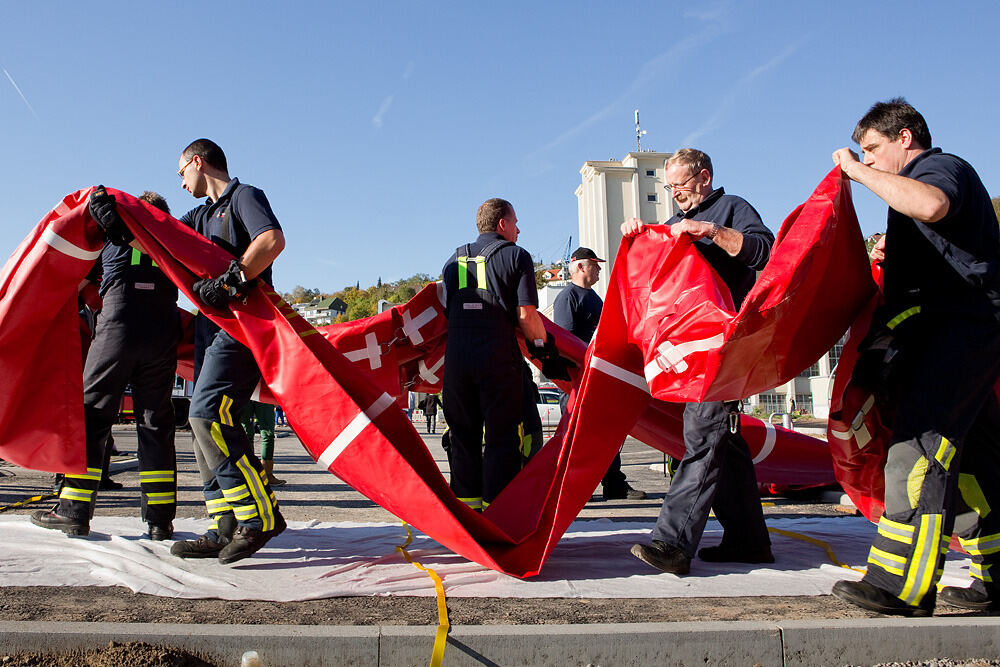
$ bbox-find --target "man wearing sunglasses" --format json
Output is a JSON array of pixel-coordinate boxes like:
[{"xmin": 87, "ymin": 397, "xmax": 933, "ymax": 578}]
[
  {"xmin": 624, "ymin": 148, "xmax": 775, "ymax": 576},
  {"xmin": 170, "ymin": 138, "xmax": 287, "ymax": 564}
]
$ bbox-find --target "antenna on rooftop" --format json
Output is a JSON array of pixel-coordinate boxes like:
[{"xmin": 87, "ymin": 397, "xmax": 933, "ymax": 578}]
[{"xmin": 635, "ymin": 109, "xmax": 647, "ymax": 151}]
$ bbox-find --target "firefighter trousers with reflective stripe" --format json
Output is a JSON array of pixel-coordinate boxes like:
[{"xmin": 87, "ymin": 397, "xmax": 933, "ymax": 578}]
[
  {"xmin": 189, "ymin": 328, "xmax": 278, "ymax": 536},
  {"xmin": 443, "ymin": 328, "xmax": 524, "ymax": 506},
  {"xmin": 651, "ymin": 400, "xmax": 771, "ymax": 559},
  {"xmin": 864, "ymin": 316, "xmax": 1000, "ymax": 607},
  {"xmin": 58, "ymin": 296, "xmax": 178, "ymax": 524}
]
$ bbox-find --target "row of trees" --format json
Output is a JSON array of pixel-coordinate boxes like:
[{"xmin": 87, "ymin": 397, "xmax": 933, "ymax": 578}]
[{"xmin": 283, "ymin": 274, "xmax": 437, "ymax": 322}]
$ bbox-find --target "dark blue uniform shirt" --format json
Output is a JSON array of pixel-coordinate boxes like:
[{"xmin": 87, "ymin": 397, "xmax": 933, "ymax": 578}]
[
  {"xmin": 664, "ymin": 187, "xmax": 773, "ymax": 308},
  {"xmin": 441, "ymin": 232, "xmax": 538, "ymax": 324},
  {"xmin": 553, "ymin": 283, "xmax": 603, "ymax": 343},
  {"xmin": 179, "ymin": 178, "xmax": 282, "ymax": 286},
  {"xmin": 884, "ymin": 148, "xmax": 1000, "ymax": 317}
]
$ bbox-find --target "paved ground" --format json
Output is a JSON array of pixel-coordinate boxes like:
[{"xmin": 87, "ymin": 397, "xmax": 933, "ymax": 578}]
[{"xmin": 2, "ymin": 422, "xmax": 997, "ymax": 666}]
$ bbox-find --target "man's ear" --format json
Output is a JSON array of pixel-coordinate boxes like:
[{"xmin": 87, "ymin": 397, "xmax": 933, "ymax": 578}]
[{"xmin": 898, "ymin": 128, "xmax": 915, "ymax": 150}]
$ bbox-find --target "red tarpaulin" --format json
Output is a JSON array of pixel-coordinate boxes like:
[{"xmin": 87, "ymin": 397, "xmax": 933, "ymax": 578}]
[{"xmin": 0, "ymin": 167, "xmax": 871, "ymax": 575}]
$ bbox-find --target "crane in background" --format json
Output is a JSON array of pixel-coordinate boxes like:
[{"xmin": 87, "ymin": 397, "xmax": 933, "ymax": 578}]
[{"xmin": 559, "ymin": 235, "xmax": 572, "ymax": 280}]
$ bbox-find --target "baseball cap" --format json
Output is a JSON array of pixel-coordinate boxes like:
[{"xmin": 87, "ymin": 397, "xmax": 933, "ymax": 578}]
[{"xmin": 570, "ymin": 247, "xmax": 605, "ymax": 262}]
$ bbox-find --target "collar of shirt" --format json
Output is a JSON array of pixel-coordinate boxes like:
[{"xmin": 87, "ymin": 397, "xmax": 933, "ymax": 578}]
[
  {"xmin": 205, "ymin": 177, "xmax": 241, "ymax": 208},
  {"xmin": 898, "ymin": 148, "xmax": 943, "ymax": 179},
  {"xmin": 682, "ymin": 187, "xmax": 726, "ymax": 219}
]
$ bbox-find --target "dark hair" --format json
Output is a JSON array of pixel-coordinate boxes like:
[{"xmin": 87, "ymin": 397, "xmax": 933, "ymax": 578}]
[
  {"xmin": 667, "ymin": 148, "xmax": 713, "ymax": 178},
  {"xmin": 852, "ymin": 98, "xmax": 932, "ymax": 149},
  {"xmin": 476, "ymin": 198, "xmax": 514, "ymax": 233},
  {"xmin": 181, "ymin": 138, "xmax": 228, "ymax": 173},
  {"xmin": 138, "ymin": 190, "xmax": 170, "ymax": 215}
]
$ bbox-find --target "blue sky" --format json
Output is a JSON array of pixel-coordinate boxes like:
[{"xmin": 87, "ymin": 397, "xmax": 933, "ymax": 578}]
[{"xmin": 3, "ymin": 1, "xmax": 998, "ymax": 295}]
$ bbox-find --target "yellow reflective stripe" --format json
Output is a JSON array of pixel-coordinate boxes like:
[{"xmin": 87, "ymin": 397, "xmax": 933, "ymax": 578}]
[
  {"xmin": 233, "ymin": 505, "xmax": 260, "ymax": 520},
  {"xmin": 877, "ymin": 516, "xmax": 915, "ymax": 544},
  {"xmin": 396, "ymin": 522, "xmax": 449, "ymax": 667},
  {"xmin": 140, "ymin": 471, "xmax": 175, "ymax": 483},
  {"xmin": 458, "ymin": 497, "xmax": 482, "ymax": 510},
  {"xmin": 130, "ymin": 247, "xmax": 157, "ymax": 267},
  {"xmin": 140, "ymin": 470, "xmax": 175, "ymax": 479},
  {"xmin": 971, "ymin": 562, "xmax": 993, "ymax": 582},
  {"xmin": 59, "ymin": 488, "xmax": 94, "ymax": 502},
  {"xmin": 457, "ymin": 257, "xmax": 468, "ymax": 289},
  {"xmin": 145, "ymin": 492, "xmax": 176, "ymax": 505},
  {"xmin": 886, "ymin": 306, "xmax": 921, "ymax": 330},
  {"xmin": 868, "ymin": 546, "xmax": 906, "ymax": 576},
  {"xmin": 65, "ymin": 467, "xmax": 102, "ymax": 482},
  {"xmin": 221, "ymin": 485, "xmax": 251, "ymax": 503},
  {"xmin": 299, "ymin": 329, "xmax": 318, "ymax": 337},
  {"xmin": 958, "ymin": 532, "xmax": 1000, "ymax": 556},
  {"xmin": 218, "ymin": 395, "xmax": 234, "ymax": 427},
  {"xmin": 206, "ymin": 497, "xmax": 231, "ymax": 512},
  {"xmin": 475, "ymin": 256, "xmax": 487, "ymax": 289},
  {"xmin": 907, "ymin": 457, "xmax": 929, "ymax": 509},
  {"xmin": 900, "ymin": 513, "xmax": 943, "ymax": 606},
  {"xmin": 958, "ymin": 474, "xmax": 992, "ymax": 519},
  {"xmin": 235, "ymin": 455, "xmax": 276, "ymax": 531},
  {"xmin": 209, "ymin": 421, "xmax": 231, "ymax": 457},
  {"xmin": 934, "ymin": 437, "xmax": 956, "ymax": 471}
]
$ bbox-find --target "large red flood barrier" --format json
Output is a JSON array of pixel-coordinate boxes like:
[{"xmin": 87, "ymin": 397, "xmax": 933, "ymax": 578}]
[{"xmin": 0, "ymin": 167, "xmax": 876, "ymax": 576}]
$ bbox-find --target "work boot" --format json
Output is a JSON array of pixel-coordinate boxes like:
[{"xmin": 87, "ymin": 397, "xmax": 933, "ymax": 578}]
[
  {"xmin": 630, "ymin": 540, "xmax": 690, "ymax": 575},
  {"xmin": 170, "ymin": 513, "xmax": 236, "ymax": 558},
  {"xmin": 698, "ymin": 543, "xmax": 775, "ymax": 564},
  {"xmin": 939, "ymin": 586, "xmax": 1000, "ymax": 611},
  {"xmin": 263, "ymin": 460, "xmax": 286, "ymax": 487},
  {"xmin": 603, "ymin": 482, "xmax": 647, "ymax": 501},
  {"xmin": 99, "ymin": 477, "xmax": 124, "ymax": 491},
  {"xmin": 218, "ymin": 511, "xmax": 287, "ymax": 565},
  {"xmin": 832, "ymin": 579, "xmax": 933, "ymax": 617},
  {"xmin": 30, "ymin": 510, "xmax": 89, "ymax": 537},
  {"xmin": 148, "ymin": 522, "xmax": 174, "ymax": 541}
]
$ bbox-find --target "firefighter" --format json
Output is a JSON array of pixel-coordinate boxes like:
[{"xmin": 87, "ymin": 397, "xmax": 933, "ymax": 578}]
[
  {"xmin": 168, "ymin": 139, "xmax": 287, "ymax": 564},
  {"xmin": 831, "ymin": 99, "xmax": 1000, "ymax": 615},
  {"xmin": 441, "ymin": 198, "xmax": 570, "ymax": 510},
  {"xmin": 32, "ymin": 191, "xmax": 179, "ymax": 540}
]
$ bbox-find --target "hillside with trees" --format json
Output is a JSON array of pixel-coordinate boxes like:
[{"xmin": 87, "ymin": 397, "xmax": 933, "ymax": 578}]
[{"xmin": 283, "ymin": 273, "xmax": 437, "ymax": 322}]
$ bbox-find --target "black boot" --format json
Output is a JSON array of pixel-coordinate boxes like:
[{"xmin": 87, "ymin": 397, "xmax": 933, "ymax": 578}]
[
  {"xmin": 939, "ymin": 586, "xmax": 1000, "ymax": 611},
  {"xmin": 170, "ymin": 514, "xmax": 236, "ymax": 558},
  {"xmin": 148, "ymin": 522, "xmax": 174, "ymax": 541},
  {"xmin": 218, "ymin": 511, "xmax": 287, "ymax": 564},
  {"xmin": 630, "ymin": 540, "xmax": 690, "ymax": 575},
  {"xmin": 832, "ymin": 580, "xmax": 933, "ymax": 617},
  {"xmin": 30, "ymin": 510, "xmax": 89, "ymax": 537}
]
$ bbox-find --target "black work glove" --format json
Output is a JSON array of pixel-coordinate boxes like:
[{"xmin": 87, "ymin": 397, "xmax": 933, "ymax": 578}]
[
  {"xmin": 526, "ymin": 332, "xmax": 575, "ymax": 381},
  {"xmin": 88, "ymin": 185, "xmax": 134, "ymax": 247},
  {"xmin": 191, "ymin": 259, "xmax": 256, "ymax": 309}
]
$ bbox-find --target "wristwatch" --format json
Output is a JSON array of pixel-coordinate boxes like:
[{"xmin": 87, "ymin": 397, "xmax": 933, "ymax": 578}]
[{"xmin": 707, "ymin": 224, "xmax": 720, "ymax": 241}]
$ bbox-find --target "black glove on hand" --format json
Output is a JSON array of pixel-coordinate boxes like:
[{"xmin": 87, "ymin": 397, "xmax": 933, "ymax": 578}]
[
  {"xmin": 192, "ymin": 259, "xmax": 255, "ymax": 309},
  {"xmin": 527, "ymin": 332, "xmax": 575, "ymax": 381},
  {"xmin": 88, "ymin": 185, "xmax": 134, "ymax": 247}
]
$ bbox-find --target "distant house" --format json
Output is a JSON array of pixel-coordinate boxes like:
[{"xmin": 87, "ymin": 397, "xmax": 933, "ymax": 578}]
[{"xmin": 292, "ymin": 297, "xmax": 348, "ymax": 326}]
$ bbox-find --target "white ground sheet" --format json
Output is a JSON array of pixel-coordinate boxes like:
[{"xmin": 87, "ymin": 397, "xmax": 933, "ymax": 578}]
[{"xmin": 0, "ymin": 515, "xmax": 976, "ymax": 601}]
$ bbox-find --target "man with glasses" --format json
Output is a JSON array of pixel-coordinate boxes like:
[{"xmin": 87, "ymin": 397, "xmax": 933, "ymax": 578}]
[
  {"xmin": 625, "ymin": 148, "xmax": 775, "ymax": 575},
  {"xmin": 553, "ymin": 246, "xmax": 646, "ymax": 501},
  {"xmin": 169, "ymin": 138, "xmax": 287, "ymax": 564}
]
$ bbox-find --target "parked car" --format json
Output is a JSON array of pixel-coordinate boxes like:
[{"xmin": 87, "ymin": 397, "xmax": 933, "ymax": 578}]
[{"xmin": 537, "ymin": 387, "xmax": 563, "ymax": 430}]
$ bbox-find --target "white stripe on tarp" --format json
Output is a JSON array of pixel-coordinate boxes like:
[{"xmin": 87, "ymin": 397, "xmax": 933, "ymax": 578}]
[
  {"xmin": 250, "ymin": 382, "xmax": 262, "ymax": 402},
  {"xmin": 317, "ymin": 393, "xmax": 395, "ymax": 469},
  {"xmin": 590, "ymin": 356, "xmax": 650, "ymax": 394},
  {"xmin": 41, "ymin": 228, "xmax": 101, "ymax": 261},
  {"xmin": 752, "ymin": 420, "xmax": 777, "ymax": 464}
]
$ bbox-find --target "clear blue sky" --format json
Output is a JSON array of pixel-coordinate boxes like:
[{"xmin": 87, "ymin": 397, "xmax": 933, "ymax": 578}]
[{"xmin": 3, "ymin": 1, "xmax": 998, "ymax": 295}]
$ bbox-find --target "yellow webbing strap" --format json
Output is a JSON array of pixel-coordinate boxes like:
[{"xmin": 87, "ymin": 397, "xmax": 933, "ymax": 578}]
[
  {"xmin": 396, "ymin": 522, "xmax": 449, "ymax": 667},
  {"xmin": 0, "ymin": 492, "xmax": 56, "ymax": 513},
  {"xmin": 768, "ymin": 526, "xmax": 866, "ymax": 573}
]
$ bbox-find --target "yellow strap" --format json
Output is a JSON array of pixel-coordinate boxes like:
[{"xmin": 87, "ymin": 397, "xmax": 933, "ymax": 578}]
[
  {"xmin": 767, "ymin": 527, "xmax": 866, "ymax": 573},
  {"xmin": 886, "ymin": 306, "xmax": 921, "ymax": 330},
  {"xmin": 0, "ymin": 492, "xmax": 56, "ymax": 513},
  {"xmin": 396, "ymin": 522, "xmax": 449, "ymax": 667}
]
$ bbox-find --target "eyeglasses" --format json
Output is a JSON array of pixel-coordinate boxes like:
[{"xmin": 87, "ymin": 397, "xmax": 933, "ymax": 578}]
[
  {"xmin": 177, "ymin": 156, "xmax": 195, "ymax": 179},
  {"xmin": 665, "ymin": 172, "xmax": 697, "ymax": 192}
]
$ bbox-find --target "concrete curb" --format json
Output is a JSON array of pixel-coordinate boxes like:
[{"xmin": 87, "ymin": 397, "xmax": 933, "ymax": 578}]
[{"xmin": 2, "ymin": 618, "xmax": 1000, "ymax": 666}]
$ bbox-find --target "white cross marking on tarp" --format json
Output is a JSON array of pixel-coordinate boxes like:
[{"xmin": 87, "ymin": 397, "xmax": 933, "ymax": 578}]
[
  {"xmin": 418, "ymin": 355, "xmax": 445, "ymax": 384},
  {"xmin": 643, "ymin": 333, "xmax": 725, "ymax": 382},
  {"xmin": 752, "ymin": 421, "xmax": 777, "ymax": 464},
  {"xmin": 344, "ymin": 332, "xmax": 382, "ymax": 370},
  {"xmin": 317, "ymin": 393, "xmax": 395, "ymax": 469},
  {"xmin": 402, "ymin": 307, "xmax": 436, "ymax": 345}
]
